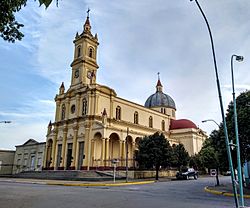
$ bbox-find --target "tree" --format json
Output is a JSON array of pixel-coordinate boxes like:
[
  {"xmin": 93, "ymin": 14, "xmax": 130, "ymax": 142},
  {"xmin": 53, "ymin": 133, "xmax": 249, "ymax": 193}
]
[
  {"xmin": 171, "ymin": 144, "xmax": 190, "ymax": 170},
  {"xmin": 189, "ymin": 154, "xmax": 203, "ymax": 172},
  {"xmin": 135, "ymin": 132, "xmax": 172, "ymax": 180},
  {"xmin": 1, "ymin": 0, "xmax": 57, "ymax": 42},
  {"xmin": 199, "ymin": 138, "xmax": 220, "ymax": 185},
  {"xmin": 204, "ymin": 90, "xmax": 250, "ymax": 175},
  {"xmin": 225, "ymin": 90, "xmax": 250, "ymax": 163}
]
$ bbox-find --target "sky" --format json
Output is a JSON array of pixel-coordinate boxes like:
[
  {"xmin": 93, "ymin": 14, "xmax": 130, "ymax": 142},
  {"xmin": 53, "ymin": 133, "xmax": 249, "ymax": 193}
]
[{"xmin": 0, "ymin": 0, "xmax": 249, "ymax": 150}]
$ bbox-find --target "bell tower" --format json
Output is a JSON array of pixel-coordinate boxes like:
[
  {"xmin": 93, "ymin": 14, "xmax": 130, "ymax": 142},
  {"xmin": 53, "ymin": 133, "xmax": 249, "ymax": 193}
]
[{"xmin": 70, "ymin": 9, "xmax": 99, "ymax": 87}]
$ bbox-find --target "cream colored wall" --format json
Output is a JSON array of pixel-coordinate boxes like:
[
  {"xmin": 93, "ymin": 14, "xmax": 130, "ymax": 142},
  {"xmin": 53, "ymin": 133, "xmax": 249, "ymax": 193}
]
[
  {"xmin": 94, "ymin": 91, "xmax": 171, "ymax": 132},
  {"xmin": 151, "ymin": 106, "xmax": 176, "ymax": 119},
  {"xmin": 170, "ymin": 128, "xmax": 207, "ymax": 155}
]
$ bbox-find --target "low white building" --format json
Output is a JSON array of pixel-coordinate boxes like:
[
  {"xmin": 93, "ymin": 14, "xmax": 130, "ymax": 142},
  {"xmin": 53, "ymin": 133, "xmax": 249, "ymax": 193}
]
[{"xmin": 12, "ymin": 139, "xmax": 46, "ymax": 174}]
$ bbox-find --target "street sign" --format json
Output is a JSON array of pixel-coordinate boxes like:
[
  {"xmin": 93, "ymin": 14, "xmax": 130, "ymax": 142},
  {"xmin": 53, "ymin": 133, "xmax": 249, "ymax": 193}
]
[{"xmin": 210, "ymin": 169, "xmax": 217, "ymax": 177}]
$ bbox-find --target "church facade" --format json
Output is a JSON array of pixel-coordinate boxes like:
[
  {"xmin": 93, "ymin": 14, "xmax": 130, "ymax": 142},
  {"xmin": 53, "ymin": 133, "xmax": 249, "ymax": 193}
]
[{"xmin": 43, "ymin": 15, "xmax": 207, "ymax": 171}]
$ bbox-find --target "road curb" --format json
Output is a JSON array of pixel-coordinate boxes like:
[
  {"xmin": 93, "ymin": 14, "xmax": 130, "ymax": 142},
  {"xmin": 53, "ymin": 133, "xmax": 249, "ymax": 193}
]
[
  {"xmin": 204, "ymin": 186, "xmax": 250, "ymax": 199},
  {"xmin": 46, "ymin": 180, "xmax": 155, "ymax": 187}
]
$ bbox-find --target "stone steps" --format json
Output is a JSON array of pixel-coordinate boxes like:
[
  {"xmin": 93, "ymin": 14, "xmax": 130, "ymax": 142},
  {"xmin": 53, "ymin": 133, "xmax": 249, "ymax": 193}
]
[{"xmin": 12, "ymin": 170, "xmax": 114, "ymax": 181}]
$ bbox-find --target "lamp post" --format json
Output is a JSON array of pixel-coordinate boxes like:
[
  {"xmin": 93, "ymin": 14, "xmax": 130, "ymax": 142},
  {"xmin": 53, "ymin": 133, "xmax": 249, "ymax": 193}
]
[
  {"xmin": 231, "ymin": 54, "xmax": 244, "ymax": 207},
  {"xmin": 201, "ymin": 119, "xmax": 220, "ymax": 186},
  {"xmin": 190, "ymin": 1, "xmax": 239, "ymax": 207},
  {"xmin": 202, "ymin": 119, "xmax": 220, "ymax": 186}
]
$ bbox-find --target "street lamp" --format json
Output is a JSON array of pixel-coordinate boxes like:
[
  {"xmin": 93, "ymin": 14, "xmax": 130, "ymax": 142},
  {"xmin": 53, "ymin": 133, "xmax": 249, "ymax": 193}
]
[
  {"xmin": 0, "ymin": 121, "xmax": 11, "ymax": 123},
  {"xmin": 231, "ymin": 54, "xmax": 245, "ymax": 207},
  {"xmin": 202, "ymin": 119, "xmax": 219, "ymax": 128},
  {"xmin": 190, "ymin": 1, "xmax": 239, "ymax": 207}
]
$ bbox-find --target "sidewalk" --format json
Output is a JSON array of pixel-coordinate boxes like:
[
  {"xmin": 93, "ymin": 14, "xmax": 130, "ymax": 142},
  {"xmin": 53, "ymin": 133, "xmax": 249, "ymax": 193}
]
[
  {"xmin": 0, "ymin": 177, "xmax": 155, "ymax": 187},
  {"xmin": 205, "ymin": 184, "xmax": 250, "ymax": 199}
]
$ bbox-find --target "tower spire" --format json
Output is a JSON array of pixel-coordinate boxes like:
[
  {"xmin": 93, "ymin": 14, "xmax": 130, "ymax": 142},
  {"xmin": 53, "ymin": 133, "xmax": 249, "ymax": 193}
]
[
  {"xmin": 156, "ymin": 72, "xmax": 163, "ymax": 92},
  {"xmin": 83, "ymin": 8, "xmax": 91, "ymax": 34}
]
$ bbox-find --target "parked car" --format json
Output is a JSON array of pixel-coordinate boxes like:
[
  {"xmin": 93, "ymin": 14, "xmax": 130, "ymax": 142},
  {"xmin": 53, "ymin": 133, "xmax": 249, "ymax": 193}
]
[{"xmin": 176, "ymin": 168, "xmax": 198, "ymax": 180}]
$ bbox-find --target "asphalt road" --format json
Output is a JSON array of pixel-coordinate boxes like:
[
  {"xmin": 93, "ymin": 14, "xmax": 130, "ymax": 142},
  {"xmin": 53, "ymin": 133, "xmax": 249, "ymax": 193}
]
[{"xmin": 0, "ymin": 176, "xmax": 249, "ymax": 208}]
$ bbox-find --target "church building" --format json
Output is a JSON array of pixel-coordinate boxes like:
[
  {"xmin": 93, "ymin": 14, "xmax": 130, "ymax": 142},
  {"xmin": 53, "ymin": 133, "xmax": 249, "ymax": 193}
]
[{"xmin": 43, "ymin": 14, "xmax": 207, "ymax": 171}]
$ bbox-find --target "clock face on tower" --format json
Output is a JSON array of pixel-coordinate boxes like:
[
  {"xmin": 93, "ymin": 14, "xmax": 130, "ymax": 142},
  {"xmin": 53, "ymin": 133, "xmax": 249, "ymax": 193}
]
[{"xmin": 74, "ymin": 69, "xmax": 79, "ymax": 78}]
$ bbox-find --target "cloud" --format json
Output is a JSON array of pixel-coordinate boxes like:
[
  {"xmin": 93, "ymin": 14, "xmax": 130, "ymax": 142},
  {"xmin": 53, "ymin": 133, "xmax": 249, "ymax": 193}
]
[
  {"xmin": 0, "ymin": 122, "xmax": 47, "ymax": 150},
  {"xmin": 1, "ymin": 0, "xmax": 250, "ymax": 149},
  {"xmin": 223, "ymin": 84, "xmax": 250, "ymax": 91}
]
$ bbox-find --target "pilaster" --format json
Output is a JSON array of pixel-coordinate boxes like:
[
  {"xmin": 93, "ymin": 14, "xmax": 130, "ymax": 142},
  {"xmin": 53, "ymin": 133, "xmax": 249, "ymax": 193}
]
[
  {"xmin": 61, "ymin": 126, "xmax": 68, "ymax": 169},
  {"xmin": 72, "ymin": 124, "xmax": 78, "ymax": 169},
  {"xmin": 76, "ymin": 94, "xmax": 80, "ymax": 117},
  {"xmin": 65, "ymin": 97, "xmax": 70, "ymax": 120},
  {"xmin": 91, "ymin": 139, "xmax": 95, "ymax": 166},
  {"xmin": 105, "ymin": 138, "xmax": 109, "ymax": 166},
  {"xmin": 101, "ymin": 138, "xmax": 105, "ymax": 166},
  {"xmin": 55, "ymin": 100, "xmax": 61, "ymax": 122},
  {"xmin": 51, "ymin": 127, "xmax": 58, "ymax": 168}
]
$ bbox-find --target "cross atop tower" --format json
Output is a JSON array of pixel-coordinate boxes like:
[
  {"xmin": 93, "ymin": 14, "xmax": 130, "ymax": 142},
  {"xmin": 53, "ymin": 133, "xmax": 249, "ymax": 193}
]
[{"xmin": 87, "ymin": 8, "xmax": 90, "ymax": 18}]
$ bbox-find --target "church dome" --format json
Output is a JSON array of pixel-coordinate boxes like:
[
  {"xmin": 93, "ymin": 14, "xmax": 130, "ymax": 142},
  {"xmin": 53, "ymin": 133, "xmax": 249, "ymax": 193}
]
[
  {"xmin": 144, "ymin": 78, "xmax": 176, "ymax": 110},
  {"xmin": 170, "ymin": 119, "xmax": 197, "ymax": 130}
]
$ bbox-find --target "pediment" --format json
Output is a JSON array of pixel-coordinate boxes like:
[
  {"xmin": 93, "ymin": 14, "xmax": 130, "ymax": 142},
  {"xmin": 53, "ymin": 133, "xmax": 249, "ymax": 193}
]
[{"xmin": 22, "ymin": 139, "xmax": 39, "ymax": 146}]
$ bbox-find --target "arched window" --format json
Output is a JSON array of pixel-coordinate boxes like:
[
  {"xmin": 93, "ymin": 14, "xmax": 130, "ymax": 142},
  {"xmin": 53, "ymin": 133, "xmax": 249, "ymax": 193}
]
[
  {"xmin": 149, "ymin": 116, "xmax": 153, "ymax": 128},
  {"xmin": 116, "ymin": 106, "xmax": 121, "ymax": 120},
  {"xmin": 82, "ymin": 98, "xmax": 88, "ymax": 115},
  {"xmin": 88, "ymin": 47, "xmax": 94, "ymax": 58},
  {"xmin": 61, "ymin": 104, "xmax": 65, "ymax": 120},
  {"xmin": 162, "ymin": 120, "xmax": 165, "ymax": 131},
  {"xmin": 77, "ymin": 46, "xmax": 81, "ymax": 58},
  {"xmin": 134, "ymin": 111, "xmax": 139, "ymax": 124},
  {"xmin": 164, "ymin": 108, "xmax": 166, "ymax": 114}
]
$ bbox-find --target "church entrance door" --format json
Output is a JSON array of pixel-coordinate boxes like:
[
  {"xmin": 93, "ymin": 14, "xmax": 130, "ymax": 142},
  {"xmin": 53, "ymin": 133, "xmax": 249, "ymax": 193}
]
[
  {"xmin": 77, "ymin": 142, "xmax": 84, "ymax": 170},
  {"xmin": 56, "ymin": 144, "xmax": 62, "ymax": 170},
  {"xmin": 66, "ymin": 143, "xmax": 73, "ymax": 170}
]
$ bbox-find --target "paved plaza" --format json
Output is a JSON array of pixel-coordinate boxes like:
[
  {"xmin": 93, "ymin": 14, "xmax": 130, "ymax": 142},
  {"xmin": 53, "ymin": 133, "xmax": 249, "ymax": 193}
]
[{"xmin": 0, "ymin": 176, "xmax": 250, "ymax": 208}]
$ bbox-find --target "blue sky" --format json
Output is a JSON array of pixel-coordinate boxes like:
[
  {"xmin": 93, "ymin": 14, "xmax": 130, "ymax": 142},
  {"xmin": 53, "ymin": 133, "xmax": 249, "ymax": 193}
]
[{"xmin": 1, "ymin": 0, "xmax": 250, "ymax": 150}]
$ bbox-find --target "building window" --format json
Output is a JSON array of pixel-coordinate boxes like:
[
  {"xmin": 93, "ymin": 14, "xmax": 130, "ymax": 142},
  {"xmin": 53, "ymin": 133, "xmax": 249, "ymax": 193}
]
[
  {"xmin": 89, "ymin": 47, "xmax": 94, "ymax": 58},
  {"xmin": 149, "ymin": 116, "xmax": 153, "ymax": 128},
  {"xmin": 61, "ymin": 104, "xmax": 66, "ymax": 120},
  {"xmin": 116, "ymin": 106, "xmax": 121, "ymax": 120},
  {"xmin": 134, "ymin": 111, "xmax": 139, "ymax": 124},
  {"xmin": 162, "ymin": 120, "xmax": 165, "ymax": 131},
  {"xmin": 164, "ymin": 108, "xmax": 166, "ymax": 114},
  {"xmin": 37, "ymin": 158, "xmax": 42, "ymax": 167},
  {"xmin": 82, "ymin": 98, "xmax": 88, "ymax": 115},
  {"xmin": 71, "ymin": 105, "xmax": 76, "ymax": 114},
  {"xmin": 24, "ymin": 159, "xmax": 27, "ymax": 167},
  {"xmin": 77, "ymin": 46, "xmax": 81, "ymax": 58}
]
